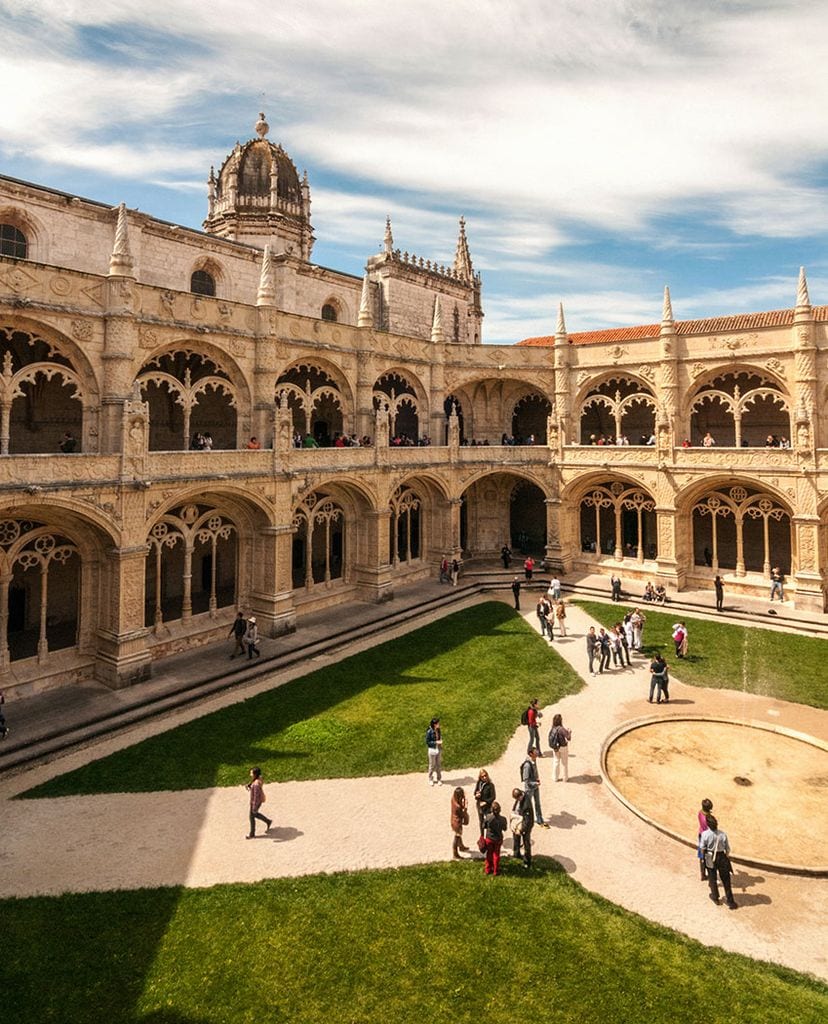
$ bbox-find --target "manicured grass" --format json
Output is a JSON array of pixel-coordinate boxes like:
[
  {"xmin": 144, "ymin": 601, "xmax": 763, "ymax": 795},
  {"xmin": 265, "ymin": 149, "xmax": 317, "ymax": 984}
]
[
  {"xmin": 1, "ymin": 861, "xmax": 825, "ymax": 1024},
  {"xmin": 24, "ymin": 602, "xmax": 583, "ymax": 798},
  {"xmin": 575, "ymin": 599, "xmax": 828, "ymax": 709}
]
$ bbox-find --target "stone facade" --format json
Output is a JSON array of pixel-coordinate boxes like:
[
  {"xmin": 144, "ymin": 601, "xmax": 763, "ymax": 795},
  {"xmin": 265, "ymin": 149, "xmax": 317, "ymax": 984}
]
[{"xmin": 0, "ymin": 117, "xmax": 826, "ymax": 696}]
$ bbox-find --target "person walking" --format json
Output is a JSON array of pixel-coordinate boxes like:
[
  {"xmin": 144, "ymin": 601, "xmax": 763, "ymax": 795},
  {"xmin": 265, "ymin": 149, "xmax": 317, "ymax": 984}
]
[
  {"xmin": 523, "ymin": 556, "xmax": 535, "ymax": 581},
  {"xmin": 648, "ymin": 653, "xmax": 669, "ymax": 703},
  {"xmin": 555, "ymin": 599, "xmax": 567, "ymax": 637},
  {"xmin": 525, "ymin": 698, "xmax": 542, "ymax": 756},
  {"xmin": 700, "ymin": 814, "xmax": 738, "ymax": 909},
  {"xmin": 535, "ymin": 597, "xmax": 549, "ymax": 639},
  {"xmin": 426, "ymin": 717, "xmax": 443, "ymax": 786},
  {"xmin": 245, "ymin": 766, "xmax": 272, "ymax": 839},
  {"xmin": 549, "ymin": 575, "xmax": 562, "ymax": 601},
  {"xmin": 521, "ymin": 749, "xmax": 547, "ymax": 827},
  {"xmin": 510, "ymin": 787, "xmax": 534, "ymax": 868},
  {"xmin": 244, "ymin": 616, "xmax": 260, "ymax": 659},
  {"xmin": 697, "ymin": 798, "xmax": 714, "ymax": 880},
  {"xmin": 482, "ymin": 801, "xmax": 508, "ymax": 876},
  {"xmin": 473, "ymin": 769, "xmax": 496, "ymax": 835},
  {"xmin": 501, "ymin": 544, "xmax": 512, "ymax": 569},
  {"xmin": 585, "ymin": 626, "xmax": 597, "ymax": 675},
  {"xmin": 548, "ymin": 713, "xmax": 572, "ymax": 782},
  {"xmin": 450, "ymin": 559, "xmax": 460, "ymax": 587},
  {"xmin": 714, "ymin": 575, "xmax": 724, "ymax": 612},
  {"xmin": 450, "ymin": 787, "xmax": 470, "ymax": 859},
  {"xmin": 511, "ymin": 576, "xmax": 521, "ymax": 610},
  {"xmin": 439, "ymin": 555, "xmax": 449, "ymax": 583},
  {"xmin": 769, "ymin": 566, "xmax": 784, "ymax": 602},
  {"xmin": 228, "ymin": 611, "xmax": 247, "ymax": 659}
]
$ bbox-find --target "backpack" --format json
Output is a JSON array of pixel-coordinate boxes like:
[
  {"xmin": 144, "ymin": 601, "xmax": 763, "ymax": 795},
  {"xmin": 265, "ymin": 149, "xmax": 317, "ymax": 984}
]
[
  {"xmin": 549, "ymin": 726, "xmax": 566, "ymax": 750},
  {"xmin": 520, "ymin": 706, "xmax": 531, "ymax": 726}
]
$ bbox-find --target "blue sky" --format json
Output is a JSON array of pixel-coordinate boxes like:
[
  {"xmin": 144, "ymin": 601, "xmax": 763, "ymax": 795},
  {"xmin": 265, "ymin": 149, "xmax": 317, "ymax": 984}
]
[{"xmin": 2, "ymin": 0, "xmax": 828, "ymax": 343}]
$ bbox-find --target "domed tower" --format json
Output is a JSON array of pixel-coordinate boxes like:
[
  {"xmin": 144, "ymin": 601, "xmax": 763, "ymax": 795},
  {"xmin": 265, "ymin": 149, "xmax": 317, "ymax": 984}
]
[{"xmin": 204, "ymin": 113, "xmax": 314, "ymax": 258}]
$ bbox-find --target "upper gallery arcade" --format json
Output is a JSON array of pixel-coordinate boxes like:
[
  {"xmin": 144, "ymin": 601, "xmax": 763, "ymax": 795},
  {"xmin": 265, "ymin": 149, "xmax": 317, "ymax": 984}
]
[{"xmin": 0, "ymin": 114, "xmax": 826, "ymax": 697}]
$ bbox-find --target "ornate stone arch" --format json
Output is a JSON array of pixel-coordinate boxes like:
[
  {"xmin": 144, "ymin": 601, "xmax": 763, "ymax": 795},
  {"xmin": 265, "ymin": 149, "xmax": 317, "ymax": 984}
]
[
  {"xmin": 189, "ymin": 256, "xmax": 227, "ymax": 299},
  {"xmin": 574, "ymin": 477, "xmax": 658, "ymax": 561},
  {"xmin": 578, "ymin": 375, "xmax": 657, "ymax": 445},
  {"xmin": 373, "ymin": 368, "xmax": 426, "ymax": 441},
  {"xmin": 685, "ymin": 367, "xmax": 792, "ymax": 447},
  {"xmin": 276, "ymin": 359, "xmax": 355, "ymax": 444}
]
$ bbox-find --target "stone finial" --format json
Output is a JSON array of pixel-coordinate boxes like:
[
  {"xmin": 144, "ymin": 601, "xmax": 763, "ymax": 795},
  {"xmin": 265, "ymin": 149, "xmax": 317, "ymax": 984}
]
[
  {"xmin": 662, "ymin": 285, "xmax": 674, "ymax": 325},
  {"xmin": 796, "ymin": 266, "xmax": 811, "ymax": 309},
  {"xmin": 255, "ymin": 112, "xmax": 269, "ymax": 139},
  {"xmin": 384, "ymin": 216, "xmax": 394, "ymax": 255},
  {"xmin": 109, "ymin": 202, "xmax": 134, "ymax": 277},
  {"xmin": 453, "ymin": 216, "xmax": 473, "ymax": 281},
  {"xmin": 257, "ymin": 244, "xmax": 276, "ymax": 306},
  {"xmin": 555, "ymin": 301, "xmax": 567, "ymax": 339},
  {"xmin": 431, "ymin": 295, "xmax": 445, "ymax": 343},
  {"xmin": 357, "ymin": 274, "xmax": 373, "ymax": 328}
]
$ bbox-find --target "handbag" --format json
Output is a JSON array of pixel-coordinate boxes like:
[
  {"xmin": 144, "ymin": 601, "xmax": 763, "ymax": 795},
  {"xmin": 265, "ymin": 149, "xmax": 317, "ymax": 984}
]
[
  {"xmin": 477, "ymin": 835, "xmax": 488, "ymax": 853},
  {"xmin": 510, "ymin": 814, "xmax": 525, "ymax": 835}
]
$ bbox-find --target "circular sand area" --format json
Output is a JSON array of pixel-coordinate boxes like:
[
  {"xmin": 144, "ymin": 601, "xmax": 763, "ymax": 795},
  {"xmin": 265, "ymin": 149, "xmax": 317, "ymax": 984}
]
[{"xmin": 603, "ymin": 718, "xmax": 828, "ymax": 872}]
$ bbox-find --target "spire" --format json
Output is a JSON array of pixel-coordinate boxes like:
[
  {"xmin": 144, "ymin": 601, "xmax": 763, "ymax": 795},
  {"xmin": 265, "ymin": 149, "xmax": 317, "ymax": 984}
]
[
  {"xmin": 796, "ymin": 266, "xmax": 811, "ymax": 310},
  {"xmin": 431, "ymin": 295, "xmax": 444, "ymax": 343},
  {"xmin": 358, "ymin": 274, "xmax": 373, "ymax": 328},
  {"xmin": 555, "ymin": 301, "xmax": 567, "ymax": 340},
  {"xmin": 384, "ymin": 216, "xmax": 394, "ymax": 255},
  {"xmin": 257, "ymin": 244, "xmax": 275, "ymax": 305},
  {"xmin": 453, "ymin": 216, "xmax": 473, "ymax": 281},
  {"xmin": 109, "ymin": 202, "xmax": 134, "ymax": 276},
  {"xmin": 661, "ymin": 285, "xmax": 674, "ymax": 325}
]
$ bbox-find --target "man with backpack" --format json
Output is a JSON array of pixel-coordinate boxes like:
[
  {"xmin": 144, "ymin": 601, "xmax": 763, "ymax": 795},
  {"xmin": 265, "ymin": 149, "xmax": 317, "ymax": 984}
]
[
  {"xmin": 520, "ymin": 749, "xmax": 547, "ymax": 827},
  {"xmin": 522, "ymin": 698, "xmax": 542, "ymax": 756}
]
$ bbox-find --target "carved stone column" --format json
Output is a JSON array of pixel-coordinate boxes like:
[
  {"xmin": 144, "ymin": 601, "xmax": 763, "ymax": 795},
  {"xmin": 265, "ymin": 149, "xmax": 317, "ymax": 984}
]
[
  {"xmin": 447, "ymin": 497, "xmax": 463, "ymax": 560},
  {"xmin": 94, "ymin": 544, "xmax": 152, "ymax": 688},
  {"xmin": 250, "ymin": 524, "xmax": 297, "ymax": 635},
  {"xmin": 544, "ymin": 497, "xmax": 564, "ymax": 572},
  {"xmin": 791, "ymin": 516, "xmax": 826, "ymax": 612},
  {"xmin": 353, "ymin": 509, "xmax": 394, "ymax": 603},
  {"xmin": 654, "ymin": 507, "xmax": 684, "ymax": 591}
]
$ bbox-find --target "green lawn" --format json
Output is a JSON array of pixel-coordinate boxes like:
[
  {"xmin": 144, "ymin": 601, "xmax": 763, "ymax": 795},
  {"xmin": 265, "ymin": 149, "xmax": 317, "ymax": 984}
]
[
  {"xmin": 575, "ymin": 600, "xmax": 828, "ymax": 709},
  {"xmin": 24, "ymin": 602, "xmax": 583, "ymax": 798},
  {"xmin": 1, "ymin": 861, "xmax": 825, "ymax": 1024}
]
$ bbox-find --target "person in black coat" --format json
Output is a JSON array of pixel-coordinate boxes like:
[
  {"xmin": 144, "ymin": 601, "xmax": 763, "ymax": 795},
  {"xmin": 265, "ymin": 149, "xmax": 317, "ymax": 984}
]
[
  {"xmin": 473, "ymin": 769, "xmax": 495, "ymax": 835},
  {"xmin": 511, "ymin": 787, "xmax": 534, "ymax": 868},
  {"xmin": 511, "ymin": 576, "xmax": 521, "ymax": 610}
]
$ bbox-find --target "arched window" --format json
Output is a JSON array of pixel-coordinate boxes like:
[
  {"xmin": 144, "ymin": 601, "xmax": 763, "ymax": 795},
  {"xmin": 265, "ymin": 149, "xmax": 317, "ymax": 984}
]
[
  {"xmin": 292, "ymin": 492, "xmax": 345, "ymax": 588},
  {"xmin": 0, "ymin": 224, "xmax": 27, "ymax": 259},
  {"xmin": 321, "ymin": 303, "xmax": 338, "ymax": 322},
  {"xmin": 190, "ymin": 269, "xmax": 216, "ymax": 296},
  {"xmin": 389, "ymin": 486, "xmax": 421, "ymax": 565},
  {"xmin": 579, "ymin": 481, "xmax": 657, "ymax": 561}
]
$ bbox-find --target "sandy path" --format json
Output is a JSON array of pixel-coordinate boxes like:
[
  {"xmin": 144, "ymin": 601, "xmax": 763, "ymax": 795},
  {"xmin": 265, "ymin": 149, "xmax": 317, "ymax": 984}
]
[{"xmin": 1, "ymin": 598, "xmax": 826, "ymax": 982}]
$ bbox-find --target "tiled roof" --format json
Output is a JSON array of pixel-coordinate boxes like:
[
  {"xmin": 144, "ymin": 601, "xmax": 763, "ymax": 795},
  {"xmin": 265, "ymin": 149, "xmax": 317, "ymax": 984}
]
[{"xmin": 518, "ymin": 305, "xmax": 828, "ymax": 347}]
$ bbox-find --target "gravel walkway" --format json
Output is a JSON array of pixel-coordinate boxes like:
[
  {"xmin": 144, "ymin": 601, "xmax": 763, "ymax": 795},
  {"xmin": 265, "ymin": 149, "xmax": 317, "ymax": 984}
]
[{"xmin": 1, "ymin": 598, "xmax": 825, "ymax": 982}]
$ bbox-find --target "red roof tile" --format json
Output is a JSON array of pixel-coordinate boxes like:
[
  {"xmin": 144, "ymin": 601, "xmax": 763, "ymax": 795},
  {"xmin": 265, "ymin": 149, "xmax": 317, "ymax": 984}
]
[{"xmin": 517, "ymin": 305, "xmax": 828, "ymax": 347}]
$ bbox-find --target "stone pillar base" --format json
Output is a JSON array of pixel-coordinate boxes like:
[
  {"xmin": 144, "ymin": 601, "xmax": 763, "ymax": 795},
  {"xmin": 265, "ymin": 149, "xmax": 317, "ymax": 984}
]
[
  {"xmin": 250, "ymin": 590, "xmax": 297, "ymax": 637},
  {"xmin": 792, "ymin": 574, "xmax": 827, "ymax": 613},
  {"xmin": 354, "ymin": 567, "xmax": 394, "ymax": 603}
]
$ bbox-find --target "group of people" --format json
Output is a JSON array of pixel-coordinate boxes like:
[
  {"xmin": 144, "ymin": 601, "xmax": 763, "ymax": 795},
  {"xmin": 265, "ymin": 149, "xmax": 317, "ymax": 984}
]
[
  {"xmin": 438, "ymin": 557, "xmax": 461, "ymax": 586},
  {"xmin": 641, "ymin": 581, "xmax": 667, "ymax": 604},
  {"xmin": 448, "ymin": 712, "xmax": 572, "ymax": 875},
  {"xmin": 585, "ymin": 433, "xmax": 656, "ymax": 446},
  {"xmin": 535, "ymin": 595, "xmax": 567, "ymax": 640},
  {"xmin": 697, "ymin": 798, "xmax": 738, "ymax": 909},
  {"xmin": 227, "ymin": 611, "xmax": 261, "ymax": 660},
  {"xmin": 585, "ymin": 610, "xmax": 645, "ymax": 674},
  {"xmin": 189, "ymin": 431, "xmax": 214, "ymax": 450}
]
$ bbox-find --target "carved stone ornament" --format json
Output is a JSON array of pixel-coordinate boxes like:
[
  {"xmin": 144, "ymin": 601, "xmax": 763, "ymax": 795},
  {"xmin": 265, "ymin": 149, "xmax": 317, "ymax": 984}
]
[
  {"xmin": 638, "ymin": 364, "xmax": 655, "ymax": 382},
  {"xmin": 0, "ymin": 264, "xmax": 37, "ymax": 293},
  {"xmin": 576, "ymin": 370, "xmax": 591, "ymax": 388},
  {"xmin": 140, "ymin": 326, "xmax": 158, "ymax": 349},
  {"xmin": 610, "ymin": 346, "xmax": 627, "ymax": 362},
  {"xmin": 765, "ymin": 357, "xmax": 784, "ymax": 377},
  {"xmin": 71, "ymin": 319, "xmax": 93, "ymax": 343},
  {"xmin": 691, "ymin": 362, "xmax": 706, "ymax": 380},
  {"xmin": 159, "ymin": 290, "xmax": 177, "ymax": 315},
  {"xmin": 50, "ymin": 275, "xmax": 72, "ymax": 296},
  {"xmin": 228, "ymin": 337, "xmax": 246, "ymax": 357},
  {"xmin": 798, "ymin": 527, "xmax": 816, "ymax": 570},
  {"xmin": 81, "ymin": 282, "xmax": 105, "ymax": 308}
]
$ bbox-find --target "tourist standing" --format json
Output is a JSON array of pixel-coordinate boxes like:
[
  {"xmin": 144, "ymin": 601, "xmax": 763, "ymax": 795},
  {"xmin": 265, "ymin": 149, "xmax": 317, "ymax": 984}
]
[
  {"xmin": 59, "ymin": 431, "xmax": 77, "ymax": 453},
  {"xmin": 525, "ymin": 698, "xmax": 542, "ymax": 756},
  {"xmin": 450, "ymin": 559, "xmax": 460, "ymax": 587},
  {"xmin": 555, "ymin": 599, "xmax": 567, "ymax": 637},
  {"xmin": 535, "ymin": 597, "xmax": 550, "ymax": 639},
  {"xmin": 521, "ymin": 749, "xmax": 546, "ymax": 827},
  {"xmin": 450, "ymin": 787, "xmax": 470, "ymax": 859},
  {"xmin": 228, "ymin": 610, "xmax": 247, "ymax": 659},
  {"xmin": 439, "ymin": 555, "xmax": 449, "ymax": 583},
  {"xmin": 615, "ymin": 622, "xmax": 631, "ymax": 665},
  {"xmin": 630, "ymin": 608, "xmax": 645, "ymax": 651},
  {"xmin": 548, "ymin": 713, "xmax": 572, "ymax": 782},
  {"xmin": 482, "ymin": 801, "xmax": 508, "ymax": 876},
  {"xmin": 244, "ymin": 616, "xmax": 260, "ymax": 659},
  {"xmin": 549, "ymin": 575, "xmax": 562, "ymax": 601},
  {"xmin": 585, "ymin": 626, "xmax": 597, "ymax": 675},
  {"xmin": 672, "ymin": 621, "xmax": 688, "ymax": 659},
  {"xmin": 610, "ymin": 574, "xmax": 622, "ymax": 602},
  {"xmin": 473, "ymin": 769, "xmax": 495, "ymax": 835},
  {"xmin": 426, "ymin": 717, "xmax": 443, "ymax": 785},
  {"xmin": 700, "ymin": 814, "xmax": 738, "ymax": 909},
  {"xmin": 697, "ymin": 798, "xmax": 713, "ymax": 880},
  {"xmin": 510, "ymin": 787, "xmax": 534, "ymax": 868},
  {"xmin": 501, "ymin": 544, "xmax": 512, "ymax": 569},
  {"xmin": 597, "ymin": 628, "xmax": 612, "ymax": 673},
  {"xmin": 714, "ymin": 575, "xmax": 724, "ymax": 612},
  {"xmin": 524, "ymin": 556, "xmax": 535, "ymax": 581},
  {"xmin": 245, "ymin": 766, "xmax": 272, "ymax": 839},
  {"xmin": 770, "ymin": 566, "xmax": 784, "ymax": 602},
  {"xmin": 511, "ymin": 576, "xmax": 521, "ymax": 610},
  {"xmin": 648, "ymin": 653, "xmax": 669, "ymax": 703}
]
